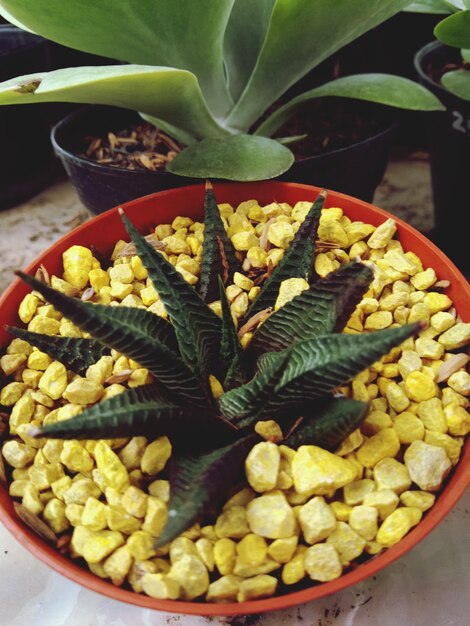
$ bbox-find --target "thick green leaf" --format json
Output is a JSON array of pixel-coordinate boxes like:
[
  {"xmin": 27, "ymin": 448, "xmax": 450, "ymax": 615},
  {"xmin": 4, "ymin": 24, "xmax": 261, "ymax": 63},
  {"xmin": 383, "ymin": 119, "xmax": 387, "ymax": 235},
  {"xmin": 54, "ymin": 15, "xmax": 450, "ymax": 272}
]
[
  {"xmin": 219, "ymin": 278, "xmax": 245, "ymax": 390},
  {"xmin": 226, "ymin": 0, "xmax": 413, "ymax": 131},
  {"xmin": 119, "ymin": 210, "xmax": 222, "ymax": 390},
  {"xmin": 36, "ymin": 384, "xmax": 236, "ymax": 447},
  {"xmin": 198, "ymin": 183, "xmax": 240, "ymax": 302},
  {"xmin": 224, "ymin": 0, "xmax": 276, "ymax": 101},
  {"xmin": 218, "ymin": 351, "xmax": 289, "ymax": 425},
  {"xmin": 284, "ymin": 397, "xmax": 369, "ymax": 451},
  {"xmin": 167, "ymin": 135, "xmax": 294, "ymax": 181},
  {"xmin": 405, "ymin": 1, "xmax": 455, "ymax": 13},
  {"xmin": 246, "ymin": 190, "xmax": 325, "ymax": 318},
  {"xmin": 256, "ymin": 74, "xmax": 445, "ymax": 138},
  {"xmin": 6, "ymin": 327, "xmax": 109, "ymax": 376},
  {"xmin": 249, "ymin": 262, "xmax": 373, "ymax": 357},
  {"xmin": 442, "ymin": 68, "xmax": 470, "ymax": 99},
  {"xmin": 268, "ymin": 324, "xmax": 420, "ymax": 414},
  {"xmin": 157, "ymin": 435, "xmax": 257, "ymax": 546},
  {"xmin": 16, "ymin": 272, "xmax": 206, "ymax": 406},
  {"xmin": 435, "ymin": 9, "xmax": 470, "ymax": 48},
  {"xmin": 0, "ymin": 0, "xmax": 235, "ymax": 116},
  {"xmin": 0, "ymin": 65, "xmax": 229, "ymax": 142}
]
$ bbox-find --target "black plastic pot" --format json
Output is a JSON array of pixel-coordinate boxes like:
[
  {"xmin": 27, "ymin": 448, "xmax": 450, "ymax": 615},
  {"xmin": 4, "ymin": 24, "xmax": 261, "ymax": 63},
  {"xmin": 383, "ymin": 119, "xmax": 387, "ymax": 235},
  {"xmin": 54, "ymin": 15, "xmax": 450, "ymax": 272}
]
[
  {"xmin": 0, "ymin": 26, "xmax": 57, "ymax": 209},
  {"xmin": 278, "ymin": 118, "xmax": 397, "ymax": 203},
  {"xmin": 414, "ymin": 41, "xmax": 470, "ymax": 275},
  {"xmin": 53, "ymin": 104, "xmax": 397, "ymax": 214},
  {"xmin": 51, "ymin": 105, "xmax": 197, "ymax": 215}
]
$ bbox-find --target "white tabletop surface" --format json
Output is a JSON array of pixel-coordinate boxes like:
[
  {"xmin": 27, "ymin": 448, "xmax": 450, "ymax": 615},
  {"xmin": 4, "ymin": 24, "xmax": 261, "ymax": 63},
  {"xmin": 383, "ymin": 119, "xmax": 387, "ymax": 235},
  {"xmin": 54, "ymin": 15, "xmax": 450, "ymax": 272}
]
[
  {"xmin": 0, "ymin": 172, "xmax": 468, "ymax": 626},
  {"xmin": 1, "ymin": 489, "xmax": 469, "ymax": 626}
]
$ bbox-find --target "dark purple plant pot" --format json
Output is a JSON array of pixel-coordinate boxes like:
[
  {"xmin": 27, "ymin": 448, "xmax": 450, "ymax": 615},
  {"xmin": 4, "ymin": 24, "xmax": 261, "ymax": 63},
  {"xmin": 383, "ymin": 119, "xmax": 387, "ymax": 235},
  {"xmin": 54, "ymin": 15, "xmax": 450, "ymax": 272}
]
[
  {"xmin": 52, "ymin": 104, "xmax": 397, "ymax": 215},
  {"xmin": 278, "ymin": 118, "xmax": 397, "ymax": 203},
  {"xmin": 0, "ymin": 26, "xmax": 57, "ymax": 210},
  {"xmin": 51, "ymin": 105, "xmax": 198, "ymax": 215},
  {"xmin": 414, "ymin": 41, "xmax": 470, "ymax": 276}
]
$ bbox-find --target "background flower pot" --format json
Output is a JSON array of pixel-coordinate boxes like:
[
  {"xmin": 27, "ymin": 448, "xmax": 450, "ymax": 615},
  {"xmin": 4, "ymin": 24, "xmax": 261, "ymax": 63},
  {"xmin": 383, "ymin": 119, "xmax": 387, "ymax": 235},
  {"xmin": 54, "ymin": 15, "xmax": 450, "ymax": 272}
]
[
  {"xmin": 0, "ymin": 25, "xmax": 56, "ymax": 210},
  {"xmin": 1, "ymin": 181, "xmax": 469, "ymax": 616},
  {"xmin": 51, "ymin": 105, "xmax": 197, "ymax": 215},
  {"xmin": 277, "ymin": 113, "xmax": 398, "ymax": 203},
  {"xmin": 414, "ymin": 41, "xmax": 470, "ymax": 277},
  {"xmin": 52, "ymin": 104, "xmax": 397, "ymax": 215}
]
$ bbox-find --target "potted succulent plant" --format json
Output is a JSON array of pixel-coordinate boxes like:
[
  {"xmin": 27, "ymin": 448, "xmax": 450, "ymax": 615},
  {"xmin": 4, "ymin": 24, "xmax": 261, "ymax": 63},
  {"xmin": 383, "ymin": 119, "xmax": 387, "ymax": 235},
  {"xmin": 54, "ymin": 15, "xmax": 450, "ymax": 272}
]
[
  {"xmin": 0, "ymin": 0, "xmax": 444, "ymax": 213},
  {"xmin": 0, "ymin": 181, "xmax": 469, "ymax": 615},
  {"xmin": 412, "ymin": 1, "xmax": 470, "ymax": 274}
]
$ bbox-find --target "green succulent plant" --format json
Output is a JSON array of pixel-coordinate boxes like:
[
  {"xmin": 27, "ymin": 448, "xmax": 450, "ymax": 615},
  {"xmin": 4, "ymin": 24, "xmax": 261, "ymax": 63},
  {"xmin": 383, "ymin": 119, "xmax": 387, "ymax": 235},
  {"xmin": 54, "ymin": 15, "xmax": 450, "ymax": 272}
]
[
  {"xmin": 9, "ymin": 184, "xmax": 420, "ymax": 546},
  {"xmin": 0, "ymin": 0, "xmax": 445, "ymax": 181},
  {"xmin": 407, "ymin": 0, "xmax": 470, "ymax": 100}
]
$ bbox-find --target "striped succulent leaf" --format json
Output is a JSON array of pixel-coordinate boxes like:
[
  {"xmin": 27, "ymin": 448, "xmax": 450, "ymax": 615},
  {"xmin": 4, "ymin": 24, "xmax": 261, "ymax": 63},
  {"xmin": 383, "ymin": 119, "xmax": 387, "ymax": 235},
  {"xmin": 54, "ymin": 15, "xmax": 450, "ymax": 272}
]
[
  {"xmin": 6, "ymin": 326, "xmax": 109, "ymax": 375},
  {"xmin": 246, "ymin": 189, "xmax": 326, "ymax": 318}
]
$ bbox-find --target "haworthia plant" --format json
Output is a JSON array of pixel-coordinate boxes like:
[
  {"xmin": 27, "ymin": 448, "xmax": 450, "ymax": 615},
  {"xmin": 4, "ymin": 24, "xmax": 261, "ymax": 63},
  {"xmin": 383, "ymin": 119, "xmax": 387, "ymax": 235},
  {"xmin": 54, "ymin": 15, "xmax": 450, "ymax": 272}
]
[
  {"xmin": 0, "ymin": 0, "xmax": 444, "ymax": 180},
  {"xmin": 10, "ymin": 185, "xmax": 420, "ymax": 544}
]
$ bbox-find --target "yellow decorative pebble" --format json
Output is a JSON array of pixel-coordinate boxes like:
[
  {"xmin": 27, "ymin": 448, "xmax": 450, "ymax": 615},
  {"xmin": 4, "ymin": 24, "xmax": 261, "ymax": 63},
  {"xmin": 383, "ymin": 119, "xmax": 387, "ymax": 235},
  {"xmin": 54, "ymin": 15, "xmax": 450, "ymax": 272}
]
[
  {"xmin": 448, "ymin": 371, "xmax": 470, "ymax": 396},
  {"xmin": 410, "ymin": 268, "xmax": 437, "ymax": 290},
  {"xmin": 142, "ymin": 495, "xmax": 167, "ymax": 537},
  {"xmin": 236, "ymin": 533, "xmax": 268, "ymax": 567},
  {"xmin": 245, "ymin": 442, "xmax": 280, "ymax": 493},
  {"xmin": 94, "ymin": 441, "xmax": 129, "ymax": 491},
  {"xmin": 292, "ymin": 446, "xmax": 356, "ymax": 496},
  {"xmin": 206, "ymin": 575, "xmax": 241, "ymax": 603},
  {"xmin": 393, "ymin": 412, "xmax": 425, "ymax": 444},
  {"xmin": 215, "ymin": 505, "xmax": 250, "ymax": 539},
  {"xmin": 385, "ymin": 382, "xmax": 410, "ymax": 413},
  {"xmin": 376, "ymin": 507, "xmax": 422, "ymax": 547},
  {"xmin": 141, "ymin": 437, "xmax": 172, "ymax": 475},
  {"xmin": 214, "ymin": 538, "xmax": 237, "ymax": 575},
  {"xmin": 356, "ymin": 429, "xmax": 400, "ymax": 469},
  {"xmin": 38, "ymin": 361, "xmax": 68, "ymax": 400},
  {"xmin": 364, "ymin": 311, "xmax": 393, "ymax": 330},
  {"xmin": 400, "ymin": 490, "xmax": 435, "ymax": 512},
  {"xmin": 404, "ymin": 440, "xmax": 452, "ymax": 491},
  {"xmin": 445, "ymin": 403, "xmax": 470, "ymax": 436},
  {"xmin": 237, "ymin": 574, "xmax": 278, "ymax": 602},
  {"xmin": 404, "ymin": 371, "xmax": 436, "ymax": 402},
  {"xmin": 298, "ymin": 496, "xmax": 337, "ymax": 545},
  {"xmin": 373, "ymin": 458, "xmax": 411, "ymax": 494},
  {"xmin": 343, "ymin": 479, "xmax": 376, "ymax": 506},
  {"xmin": 81, "ymin": 496, "xmax": 107, "ymax": 531},
  {"xmin": 417, "ymin": 398, "xmax": 447, "ymax": 433},
  {"xmin": 348, "ymin": 505, "xmax": 378, "ymax": 540},
  {"xmin": 246, "ymin": 491, "xmax": 296, "ymax": 539},
  {"xmin": 438, "ymin": 323, "xmax": 470, "ymax": 350},
  {"xmin": 63, "ymin": 246, "xmax": 93, "ymax": 289},
  {"xmin": 168, "ymin": 554, "xmax": 209, "ymax": 600},
  {"xmin": 274, "ymin": 278, "xmax": 309, "ymax": 311},
  {"xmin": 367, "ymin": 219, "xmax": 397, "ymax": 249},
  {"xmin": 267, "ymin": 536, "xmax": 298, "ymax": 564},
  {"xmin": 326, "ymin": 522, "xmax": 366, "ymax": 564}
]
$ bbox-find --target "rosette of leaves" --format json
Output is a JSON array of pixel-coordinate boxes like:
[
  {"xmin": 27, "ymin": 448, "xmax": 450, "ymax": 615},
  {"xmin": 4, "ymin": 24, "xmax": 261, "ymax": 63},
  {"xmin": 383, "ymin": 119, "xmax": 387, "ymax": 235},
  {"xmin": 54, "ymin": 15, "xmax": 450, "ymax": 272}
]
[
  {"xmin": 9, "ymin": 184, "xmax": 419, "ymax": 545},
  {"xmin": 0, "ymin": 0, "xmax": 444, "ymax": 181}
]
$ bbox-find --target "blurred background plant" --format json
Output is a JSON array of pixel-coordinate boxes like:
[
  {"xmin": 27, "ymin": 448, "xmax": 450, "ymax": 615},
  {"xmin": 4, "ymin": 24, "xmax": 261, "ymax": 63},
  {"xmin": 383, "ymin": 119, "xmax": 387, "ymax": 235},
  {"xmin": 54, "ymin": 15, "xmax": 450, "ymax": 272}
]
[{"xmin": 0, "ymin": 0, "xmax": 443, "ymax": 185}]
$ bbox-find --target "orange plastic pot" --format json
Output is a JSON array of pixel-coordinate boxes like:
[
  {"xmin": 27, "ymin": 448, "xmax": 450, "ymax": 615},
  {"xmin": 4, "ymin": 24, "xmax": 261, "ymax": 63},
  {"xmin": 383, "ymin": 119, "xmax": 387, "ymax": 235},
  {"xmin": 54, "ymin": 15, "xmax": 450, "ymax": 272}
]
[{"xmin": 0, "ymin": 182, "xmax": 469, "ymax": 616}]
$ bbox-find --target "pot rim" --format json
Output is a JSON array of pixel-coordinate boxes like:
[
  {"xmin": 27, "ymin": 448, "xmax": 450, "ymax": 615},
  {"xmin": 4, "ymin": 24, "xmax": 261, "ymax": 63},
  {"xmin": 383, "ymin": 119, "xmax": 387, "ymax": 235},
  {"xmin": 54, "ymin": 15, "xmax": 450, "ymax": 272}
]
[
  {"xmin": 414, "ymin": 40, "xmax": 457, "ymax": 96},
  {"xmin": 0, "ymin": 24, "xmax": 45, "ymax": 58},
  {"xmin": 51, "ymin": 104, "xmax": 399, "ymax": 176},
  {"xmin": 1, "ymin": 181, "xmax": 469, "ymax": 616}
]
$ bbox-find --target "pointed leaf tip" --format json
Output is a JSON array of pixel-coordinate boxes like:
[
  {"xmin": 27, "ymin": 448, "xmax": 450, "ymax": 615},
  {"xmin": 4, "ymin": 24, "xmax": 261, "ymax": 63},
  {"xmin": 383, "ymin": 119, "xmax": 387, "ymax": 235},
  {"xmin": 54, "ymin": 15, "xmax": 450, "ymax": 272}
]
[{"xmin": 205, "ymin": 180, "xmax": 213, "ymax": 191}]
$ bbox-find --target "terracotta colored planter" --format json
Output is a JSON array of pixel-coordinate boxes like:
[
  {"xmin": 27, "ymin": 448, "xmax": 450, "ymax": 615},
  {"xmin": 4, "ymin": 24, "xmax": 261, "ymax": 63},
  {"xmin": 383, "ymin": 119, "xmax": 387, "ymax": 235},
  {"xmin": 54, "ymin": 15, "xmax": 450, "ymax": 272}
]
[{"xmin": 0, "ymin": 182, "xmax": 469, "ymax": 616}]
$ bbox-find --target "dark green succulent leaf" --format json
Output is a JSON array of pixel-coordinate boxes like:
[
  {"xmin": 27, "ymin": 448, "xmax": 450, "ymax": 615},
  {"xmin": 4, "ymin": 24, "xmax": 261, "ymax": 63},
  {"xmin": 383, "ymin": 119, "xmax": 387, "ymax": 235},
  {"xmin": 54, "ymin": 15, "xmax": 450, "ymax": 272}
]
[
  {"xmin": 267, "ymin": 323, "xmax": 420, "ymax": 415},
  {"xmin": 6, "ymin": 326, "xmax": 109, "ymax": 376},
  {"xmin": 442, "ymin": 69, "xmax": 470, "ymax": 100},
  {"xmin": 284, "ymin": 397, "xmax": 369, "ymax": 451},
  {"xmin": 246, "ymin": 190, "xmax": 326, "ymax": 318},
  {"xmin": 16, "ymin": 272, "xmax": 206, "ymax": 406},
  {"xmin": 119, "ymin": 210, "xmax": 222, "ymax": 389},
  {"xmin": 36, "ymin": 384, "xmax": 236, "ymax": 447},
  {"xmin": 156, "ymin": 434, "xmax": 258, "ymax": 547},
  {"xmin": 249, "ymin": 262, "xmax": 373, "ymax": 357},
  {"xmin": 218, "ymin": 350, "xmax": 290, "ymax": 425},
  {"xmin": 198, "ymin": 183, "xmax": 240, "ymax": 302},
  {"xmin": 218, "ymin": 277, "xmax": 245, "ymax": 390}
]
